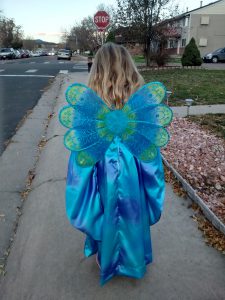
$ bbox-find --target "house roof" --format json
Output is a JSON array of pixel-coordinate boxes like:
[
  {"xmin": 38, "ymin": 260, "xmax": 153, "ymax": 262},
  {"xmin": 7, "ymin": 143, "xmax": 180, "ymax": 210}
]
[{"xmin": 165, "ymin": 0, "xmax": 223, "ymax": 22}]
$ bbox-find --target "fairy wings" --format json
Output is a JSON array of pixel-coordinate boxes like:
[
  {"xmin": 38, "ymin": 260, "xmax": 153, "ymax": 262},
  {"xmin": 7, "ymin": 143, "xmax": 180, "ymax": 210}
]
[{"xmin": 59, "ymin": 82, "xmax": 173, "ymax": 167}]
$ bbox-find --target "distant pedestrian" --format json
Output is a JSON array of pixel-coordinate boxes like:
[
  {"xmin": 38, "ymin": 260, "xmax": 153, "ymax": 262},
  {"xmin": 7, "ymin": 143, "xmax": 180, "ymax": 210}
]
[
  {"xmin": 87, "ymin": 56, "xmax": 93, "ymax": 73},
  {"xmin": 59, "ymin": 42, "xmax": 173, "ymax": 285}
]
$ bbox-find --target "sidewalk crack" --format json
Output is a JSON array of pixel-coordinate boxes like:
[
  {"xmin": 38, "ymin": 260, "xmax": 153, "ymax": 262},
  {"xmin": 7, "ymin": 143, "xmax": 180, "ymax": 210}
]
[{"xmin": 32, "ymin": 177, "xmax": 66, "ymax": 190}]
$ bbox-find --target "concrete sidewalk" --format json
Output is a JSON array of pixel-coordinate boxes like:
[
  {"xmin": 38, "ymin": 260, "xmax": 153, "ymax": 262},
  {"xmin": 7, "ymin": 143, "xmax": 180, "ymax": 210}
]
[
  {"xmin": 171, "ymin": 104, "xmax": 225, "ymax": 117},
  {"xmin": 0, "ymin": 72, "xmax": 225, "ymax": 300}
]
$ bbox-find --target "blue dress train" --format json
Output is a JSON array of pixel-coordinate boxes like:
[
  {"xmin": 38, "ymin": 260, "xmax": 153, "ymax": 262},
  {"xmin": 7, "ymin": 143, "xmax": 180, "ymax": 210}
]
[{"xmin": 65, "ymin": 137, "xmax": 165, "ymax": 285}]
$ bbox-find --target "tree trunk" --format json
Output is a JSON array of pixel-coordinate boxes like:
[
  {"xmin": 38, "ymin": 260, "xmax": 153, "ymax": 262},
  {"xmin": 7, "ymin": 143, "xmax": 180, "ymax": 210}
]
[{"xmin": 146, "ymin": 35, "xmax": 151, "ymax": 67}]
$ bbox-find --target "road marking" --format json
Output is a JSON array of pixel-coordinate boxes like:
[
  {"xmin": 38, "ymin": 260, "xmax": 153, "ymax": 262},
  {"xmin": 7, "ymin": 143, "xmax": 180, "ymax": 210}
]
[
  {"xmin": 59, "ymin": 70, "xmax": 68, "ymax": 74},
  {"xmin": 26, "ymin": 69, "xmax": 38, "ymax": 73},
  {"xmin": 44, "ymin": 61, "xmax": 50, "ymax": 64},
  {"xmin": 0, "ymin": 74, "xmax": 55, "ymax": 78},
  {"xmin": 29, "ymin": 62, "xmax": 36, "ymax": 64},
  {"xmin": 0, "ymin": 69, "xmax": 5, "ymax": 72},
  {"xmin": 73, "ymin": 65, "xmax": 87, "ymax": 69},
  {"xmin": 59, "ymin": 61, "xmax": 65, "ymax": 64}
]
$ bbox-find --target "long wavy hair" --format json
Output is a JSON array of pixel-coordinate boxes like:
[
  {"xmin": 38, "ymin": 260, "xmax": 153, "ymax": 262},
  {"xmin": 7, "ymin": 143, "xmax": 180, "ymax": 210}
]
[{"xmin": 88, "ymin": 42, "xmax": 145, "ymax": 109}]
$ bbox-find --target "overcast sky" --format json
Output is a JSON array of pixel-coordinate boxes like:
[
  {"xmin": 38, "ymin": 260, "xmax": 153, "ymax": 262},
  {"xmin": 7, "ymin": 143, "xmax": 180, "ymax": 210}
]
[{"xmin": 1, "ymin": 0, "xmax": 214, "ymax": 43}]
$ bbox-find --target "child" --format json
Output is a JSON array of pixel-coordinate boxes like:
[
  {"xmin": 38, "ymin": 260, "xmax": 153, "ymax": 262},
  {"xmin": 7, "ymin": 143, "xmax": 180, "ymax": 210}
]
[
  {"xmin": 87, "ymin": 56, "xmax": 93, "ymax": 73},
  {"xmin": 59, "ymin": 42, "xmax": 172, "ymax": 285}
]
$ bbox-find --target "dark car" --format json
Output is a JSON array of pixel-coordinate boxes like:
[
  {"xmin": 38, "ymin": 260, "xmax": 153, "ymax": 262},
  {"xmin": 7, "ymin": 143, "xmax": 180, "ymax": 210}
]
[
  {"xmin": 203, "ymin": 47, "xmax": 225, "ymax": 63},
  {"xmin": 0, "ymin": 48, "xmax": 16, "ymax": 59},
  {"xmin": 19, "ymin": 49, "xmax": 29, "ymax": 58}
]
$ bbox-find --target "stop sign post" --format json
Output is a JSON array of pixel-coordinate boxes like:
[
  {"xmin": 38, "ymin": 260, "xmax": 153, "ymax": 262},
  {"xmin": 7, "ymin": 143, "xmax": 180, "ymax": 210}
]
[{"xmin": 94, "ymin": 11, "xmax": 110, "ymax": 31}]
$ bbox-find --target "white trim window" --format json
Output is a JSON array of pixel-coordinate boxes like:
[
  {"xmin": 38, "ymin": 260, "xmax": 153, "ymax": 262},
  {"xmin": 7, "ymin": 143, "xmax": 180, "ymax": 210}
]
[
  {"xmin": 201, "ymin": 16, "xmax": 209, "ymax": 25},
  {"xmin": 169, "ymin": 39, "xmax": 178, "ymax": 48},
  {"xmin": 182, "ymin": 39, "xmax": 186, "ymax": 47},
  {"xmin": 185, "ymin": 17, "xmax": 189, "ymax": 27},
  {"xmin": 199, "ymin": 38, "xmax": 208, "ymax": 46}
]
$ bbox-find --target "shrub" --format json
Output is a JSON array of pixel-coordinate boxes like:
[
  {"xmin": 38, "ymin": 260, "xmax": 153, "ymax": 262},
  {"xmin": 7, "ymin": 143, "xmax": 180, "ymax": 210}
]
[
  {"xmin": 181, "ymin": 37, "xmax": 202, "ymax": 66},
  {"xmin": 154, "ymin": 51, "xmax": 169, "ymax": 67}
]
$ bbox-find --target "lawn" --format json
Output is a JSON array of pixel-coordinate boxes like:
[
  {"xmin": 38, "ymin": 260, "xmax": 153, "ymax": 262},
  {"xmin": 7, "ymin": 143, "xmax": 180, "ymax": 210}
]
[
  {"xmin": 188, "ymin": 114, "xmax": 225, "ymax": 139},
  {"xmin": 141, "ymin": 69, "xmax": 225, "ymax": 106},
  {"xmin": 133, "ymin": 55, "xmax": 145, "ymax": 64},
  {"xmin": 167, "ymin": 57, "xmax": 181, "ymax": 63}
]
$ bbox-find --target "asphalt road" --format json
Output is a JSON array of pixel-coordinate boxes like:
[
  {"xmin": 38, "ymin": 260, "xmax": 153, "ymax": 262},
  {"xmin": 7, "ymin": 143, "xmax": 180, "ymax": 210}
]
[{"xmin": 0, "ymin": 56, "xmax": 87, "ymax": 155}]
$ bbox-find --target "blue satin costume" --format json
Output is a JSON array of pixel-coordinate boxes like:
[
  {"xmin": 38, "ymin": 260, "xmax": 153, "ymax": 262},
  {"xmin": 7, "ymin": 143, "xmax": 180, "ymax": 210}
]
[{"xmin": 59, "ymin": 82, "xmax": 172, "ymax": 285}]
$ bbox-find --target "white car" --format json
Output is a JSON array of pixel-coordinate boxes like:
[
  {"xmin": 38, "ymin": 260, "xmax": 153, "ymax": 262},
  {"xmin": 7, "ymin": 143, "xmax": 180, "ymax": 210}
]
[
  {"xmin": 31, "ymin": 51, "xmax": 41, "ymax": 57},
  {"xmin": 57, "ymin": 49, "xmax": 71, "ymax": 60},
  {"xmin": 0, "ymin": 48, "xmax": 16, "ymax": 59},
  {"xmin": 14, "ymin": 49, "xmax": 21, "ymax": 58}
]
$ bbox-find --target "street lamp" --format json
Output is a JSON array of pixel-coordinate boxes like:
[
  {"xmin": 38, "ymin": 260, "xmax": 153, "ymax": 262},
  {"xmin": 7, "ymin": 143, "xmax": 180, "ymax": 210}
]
[
  {"xmin": 185, "ymin": 98, "xmax": 194, "ymax": 117},
  {"xmin": 166, "ymin": 91, "xmax": 172, "ymax": 105}
]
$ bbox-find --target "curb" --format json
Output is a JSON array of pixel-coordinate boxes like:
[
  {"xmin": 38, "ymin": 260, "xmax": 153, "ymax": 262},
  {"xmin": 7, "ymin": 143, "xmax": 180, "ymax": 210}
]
[{"xmin": 162, "ymin": 155, "xmax": 225, "ymax": 236}]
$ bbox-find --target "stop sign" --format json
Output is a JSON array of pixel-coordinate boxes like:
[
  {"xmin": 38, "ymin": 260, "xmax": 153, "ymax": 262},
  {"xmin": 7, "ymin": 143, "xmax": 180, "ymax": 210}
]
[{"xmin": 94, "ymin": 11, "xmax": 110, "ymax": 30}]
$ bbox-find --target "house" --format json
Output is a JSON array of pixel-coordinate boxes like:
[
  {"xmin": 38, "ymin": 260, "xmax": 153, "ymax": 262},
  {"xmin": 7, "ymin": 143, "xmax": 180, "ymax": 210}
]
[{"xmin": 163, "ymin": 0, "xmax": 225, "ymax": 56}]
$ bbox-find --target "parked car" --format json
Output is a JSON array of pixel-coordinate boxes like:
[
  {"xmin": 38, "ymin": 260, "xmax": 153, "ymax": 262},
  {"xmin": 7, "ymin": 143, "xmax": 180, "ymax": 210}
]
[
  {"xmin": 39, "ymin": 50, "xmax": 48, "ymax": 56},
  {"xmin": 13, "ymin": 49, "xmax": 21, "ymax": 59},
  {"xmin": 18, "ymin": 49, "xmax": 29, "ymax": 58},
  {"xmin": 24, "ymin": 50, "xmax": 31, "ymax": 58},
  {"xmin": 57, "ymin": 49, "xmax": 71, "ymax": 60},
  {"xmin": 30, "ymin": 51, "xmax": 41, "ymax": 57},
  {"xmin": 0, "ymin": 48, "xmax": 16, "ymax": 59},
  {"xmin": 203, "ymin": 47, "xmax": 225, "ymax": 63},
  {"xmin": 48, "ymin": 50, "xmax": 56, "ymax": 56}
]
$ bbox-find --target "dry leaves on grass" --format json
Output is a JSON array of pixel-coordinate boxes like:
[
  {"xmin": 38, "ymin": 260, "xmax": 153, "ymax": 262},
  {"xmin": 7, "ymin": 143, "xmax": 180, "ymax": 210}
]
[{"xmin": 162, "ymin": 117, "xmax": 225, "ymax": 224}]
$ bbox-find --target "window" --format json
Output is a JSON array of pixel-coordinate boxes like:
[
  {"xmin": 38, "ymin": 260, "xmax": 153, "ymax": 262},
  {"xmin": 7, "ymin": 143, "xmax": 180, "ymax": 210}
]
[
  {"xmin": 185, "ymin": 17, "xmax": 189, "ymax": 27},
  {"xmin": 201, "ymin": 16, "xmax": 209, "ymax": 25},
  {"xmin": 199, "ymin": 38, "xmax": 207, "ymax": 46},
  {"xmin": 169, "ymin": 40, "xmax": 174, "ymax": 48},
  {"xmin": 182, "ymin": 39, "xmax": 186, "ymax": 47},
  {"xmin": 169, "ymin": 40, "xmax": 178, "ymax": 48}
]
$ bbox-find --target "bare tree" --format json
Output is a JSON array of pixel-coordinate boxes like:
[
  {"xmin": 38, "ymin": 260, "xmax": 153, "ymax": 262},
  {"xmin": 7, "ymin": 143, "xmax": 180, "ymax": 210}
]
[
  {"xmin": 0, "ymin": 15, "xmax": 23, "ymax": 48},
  {"xmin": 68, "ymin": 18, "xmax": 99, "ymax": 52},
  {"xmin": 116, "ymin": 0, "xmax": 175, "ymax": 66}
]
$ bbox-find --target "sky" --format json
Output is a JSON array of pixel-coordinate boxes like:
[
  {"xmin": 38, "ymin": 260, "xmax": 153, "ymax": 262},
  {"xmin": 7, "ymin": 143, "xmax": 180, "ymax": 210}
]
[{"xmin": 1, "ymin": 0, "xmax": 214, "ymax": 43}]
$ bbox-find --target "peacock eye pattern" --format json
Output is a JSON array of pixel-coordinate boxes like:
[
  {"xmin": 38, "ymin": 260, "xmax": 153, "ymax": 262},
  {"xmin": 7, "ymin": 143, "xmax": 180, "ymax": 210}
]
[{"xmin": 59, "ymin": 82, "xmax": 173, "ymax": 167}]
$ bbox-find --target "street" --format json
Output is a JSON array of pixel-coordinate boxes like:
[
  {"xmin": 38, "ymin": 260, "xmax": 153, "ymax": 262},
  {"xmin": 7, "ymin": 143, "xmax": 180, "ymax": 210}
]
[
  {"xmin": 203, "ymin": 62, "xmax": 225, "ymax": 70},
  {"xmin": 0, "ymin": 56, "xmax": 87, "ymax": 154}
]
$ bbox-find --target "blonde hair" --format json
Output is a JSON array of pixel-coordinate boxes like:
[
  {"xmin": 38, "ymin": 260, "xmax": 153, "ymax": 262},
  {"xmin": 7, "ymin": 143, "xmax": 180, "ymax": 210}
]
[{"xmin": 88, "ymin": 42, "xmax": 145, "ymax": 109}]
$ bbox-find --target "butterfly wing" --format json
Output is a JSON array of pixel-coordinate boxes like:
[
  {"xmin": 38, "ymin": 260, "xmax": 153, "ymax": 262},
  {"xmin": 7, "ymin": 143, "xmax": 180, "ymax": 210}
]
[
  {"xmin": 121, "ymin": 82, "xmax": 173, "ymax": 162},
  {"xmin": 59, "ymin": 81, "xmax": 173, "ymax": 166},
  {"xmin": 59, "ymin": 83, "xmax": 114, "ymax": 167}
]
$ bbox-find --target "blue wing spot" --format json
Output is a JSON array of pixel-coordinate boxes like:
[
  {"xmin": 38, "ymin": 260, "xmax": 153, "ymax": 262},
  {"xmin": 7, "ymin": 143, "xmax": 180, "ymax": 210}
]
[{"xmin": 105, "ymin": 110, "xmax": 129, "ymax": 136}]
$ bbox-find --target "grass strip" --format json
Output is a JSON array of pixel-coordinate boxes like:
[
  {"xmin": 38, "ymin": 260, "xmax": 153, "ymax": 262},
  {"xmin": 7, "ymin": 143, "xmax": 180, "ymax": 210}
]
[{"xmin": 141, "ymin": 69, "xmax": 225, "ymax": 106}]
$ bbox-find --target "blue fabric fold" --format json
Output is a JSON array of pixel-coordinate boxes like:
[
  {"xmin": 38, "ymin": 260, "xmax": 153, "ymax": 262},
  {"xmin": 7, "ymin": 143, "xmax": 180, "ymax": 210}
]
[{"xmin": 65, "ymin": 137, "xmax": 165, "ymax": 285}]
